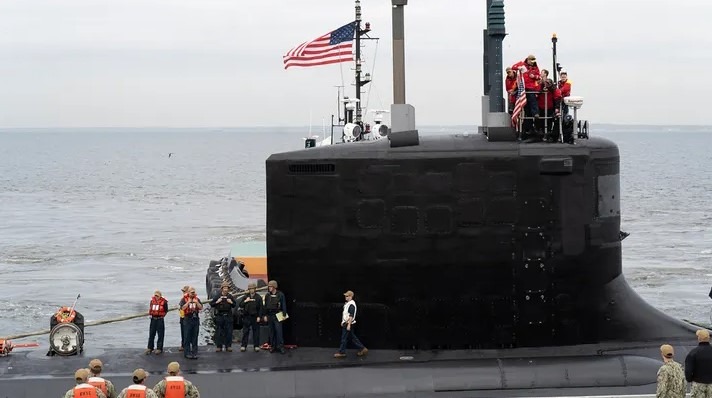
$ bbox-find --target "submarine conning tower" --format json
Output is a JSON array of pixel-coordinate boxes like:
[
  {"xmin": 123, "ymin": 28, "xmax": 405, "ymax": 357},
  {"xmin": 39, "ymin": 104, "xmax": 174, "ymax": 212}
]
[{"xmin": 265, "ymin": 1, "xmax": 695, "ymax": 350}]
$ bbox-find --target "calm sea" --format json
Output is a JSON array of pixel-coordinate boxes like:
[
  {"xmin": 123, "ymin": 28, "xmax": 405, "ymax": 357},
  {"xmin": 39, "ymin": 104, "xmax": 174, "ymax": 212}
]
[{"xmin": 1, "ymin": 125, "xmax": 711, "ymax": 348}]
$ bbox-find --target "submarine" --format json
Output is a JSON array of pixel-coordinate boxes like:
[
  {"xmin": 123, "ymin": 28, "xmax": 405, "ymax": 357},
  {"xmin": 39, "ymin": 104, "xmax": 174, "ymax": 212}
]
[{"xmin": 0, "ymin": 1, "xmax": 706, "ymax": 398}]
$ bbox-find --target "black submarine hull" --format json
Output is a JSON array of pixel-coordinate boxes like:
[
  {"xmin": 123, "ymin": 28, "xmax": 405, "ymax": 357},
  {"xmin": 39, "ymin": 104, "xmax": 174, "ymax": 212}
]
[
  {"xmin": 0, "ymin": 340, "xmax": 700, "ymax": 397},
  {"xmin": 265, "ymin": 135, "xmax": 696, "ymax": 350}
]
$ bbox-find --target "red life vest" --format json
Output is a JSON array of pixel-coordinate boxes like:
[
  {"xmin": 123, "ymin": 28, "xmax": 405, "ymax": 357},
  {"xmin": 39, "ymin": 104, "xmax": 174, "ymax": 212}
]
[
  {"xmin": 126, "ymin": 384, "xmax": 147, "ymax": 398},
  {"xmin": 88, "ymin": 376, "xmax": 107, "ymax": 395},
  {"xmin": 164, "ymin": 376, "xmax": 186, "ymax": 398},
  {"xmin": 73, "ymin": 383, "xmax": 99, "ymax": 398},
  {"xmin": 149, "ymin": 297, "xmax": 167, "ymax": 317},
  {"xmin": 184, "ymin": 299, "xmax": 199, "ymax": 315}
]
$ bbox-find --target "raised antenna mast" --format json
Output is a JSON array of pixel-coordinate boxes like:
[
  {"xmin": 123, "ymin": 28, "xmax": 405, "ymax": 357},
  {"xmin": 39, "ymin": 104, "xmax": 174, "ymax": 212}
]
[
  {"xmin": 388, "ymin": 0, "xmax": 418, "ymax": 147},
  {"xmin": 355, "ymin": 0, "xmax": 362, "ymax": 123},
  {"xmin": 354, "ymin": 0, "xmax": 372, "ymax": 124},
  {"xmin": 391, "ymin": 0, "xmax": 406, "ymax": 105}
]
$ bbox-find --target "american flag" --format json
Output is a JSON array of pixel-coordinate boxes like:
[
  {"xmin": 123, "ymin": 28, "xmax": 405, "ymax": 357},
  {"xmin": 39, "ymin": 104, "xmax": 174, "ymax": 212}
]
[
  {"xmin": 283, "ymin": 21, "xmax": 356, "ymax": 69},
  {"xmin": 511, "ymin": 70, "xmax": 527, "ymax": 127}
]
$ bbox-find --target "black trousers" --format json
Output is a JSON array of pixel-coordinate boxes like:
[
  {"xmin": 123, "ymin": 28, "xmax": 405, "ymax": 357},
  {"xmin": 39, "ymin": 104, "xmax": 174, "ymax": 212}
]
[
  {"xmin": 184, "ymin": 317, "xmax": 200, "ymax": 357},
  {"xmin": 523, "ymin": 92, "xmax": 540, "ymax": 132},
  {"xmin": 241, "ymin": 316, "xmax": 260, "ymax": 347},
  {"xmin": 147, "ymin": 317, "xmax": 165, "ymax": 350},
  {"xmin": 180, "ymin": 318, "xmax": 186, "ymax": 348},
  {"xmin": 267, "ymin": 313, "xmax": 284, "ymax": 348},
  {"xmin": 214, "ymin": 313, "xmax": 233, "ymax": 348}
]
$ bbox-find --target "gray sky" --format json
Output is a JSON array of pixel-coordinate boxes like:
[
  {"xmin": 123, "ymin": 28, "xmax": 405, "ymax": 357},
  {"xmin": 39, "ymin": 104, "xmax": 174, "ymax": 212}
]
[{"xmin": 0, "ymin": 0, "xmax": 709, "ymax": 128}]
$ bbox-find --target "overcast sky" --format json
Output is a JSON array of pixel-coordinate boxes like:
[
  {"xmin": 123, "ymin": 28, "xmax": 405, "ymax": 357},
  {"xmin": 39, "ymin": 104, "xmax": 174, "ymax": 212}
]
[{"xmin": 0, "ymin": 0, "xmax": 710, "ymax": 128}]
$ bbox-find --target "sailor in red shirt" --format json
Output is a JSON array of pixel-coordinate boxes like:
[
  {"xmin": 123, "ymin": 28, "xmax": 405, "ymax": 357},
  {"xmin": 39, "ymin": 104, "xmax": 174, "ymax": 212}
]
[
  {"xmin": 537, "ymin": 78, "xmax": 563, "ymax": 141},
  {"xmin": 505, "ymin": 67, "xmax": 517, "ymax": 114},
  {"xmin": 511, "ymin": 54, "xmax": 541, "ymax": 132},
  {"xmin": 538, "ymin": 79, "xmax": 562, "ymax": 116},
  {"xmin": 146, "ymin": 290, "xmax": 168, "ymax": 355},
  {"xmin": 558, "ymin": 70, "xmax": 572, "ymax": 114}
]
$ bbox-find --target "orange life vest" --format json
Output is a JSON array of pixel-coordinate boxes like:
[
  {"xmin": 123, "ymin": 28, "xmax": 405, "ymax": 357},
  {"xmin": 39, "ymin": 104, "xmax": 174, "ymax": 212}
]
[
  {"xmin": 126, "ymin": 384, "xmax": 147, "ymax": 398},
  {"xmin": 164, "ymin": 376, "xmax": 186, "ymax": 398},
  {"xmin": 149, "ymin": 297, "xmax": 167, "ymax": 317},
  {"xmin": 88, "ymin": 376, "xmax": 107, "ymax": 395},
  {"xmin": 73, "ymin": 383, "xmax": 99, "ymax": 398},
  {"xmin": 184, "ymin": 299, "xmax": 199, "ymax": 315}
]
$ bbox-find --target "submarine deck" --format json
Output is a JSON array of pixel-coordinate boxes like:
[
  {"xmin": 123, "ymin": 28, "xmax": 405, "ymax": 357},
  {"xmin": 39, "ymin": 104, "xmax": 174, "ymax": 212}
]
[
  {"xmin": 0, "ymin": 339, "xmax": 697, "ymax": 398},
  {"xmin": 267, "ymin": 133, "xmax": 618, "ymax": 162}
]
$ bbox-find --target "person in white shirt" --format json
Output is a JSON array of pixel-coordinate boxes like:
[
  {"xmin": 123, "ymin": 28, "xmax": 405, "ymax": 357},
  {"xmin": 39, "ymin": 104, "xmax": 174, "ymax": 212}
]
[{"xmin": 334, "ymin": 290, "xmax": 368, "ymax": 358}]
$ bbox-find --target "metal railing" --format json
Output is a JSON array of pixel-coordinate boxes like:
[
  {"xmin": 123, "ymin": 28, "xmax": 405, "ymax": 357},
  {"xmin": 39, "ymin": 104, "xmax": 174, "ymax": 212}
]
[
  {"xmin": 514, "ymin": 90, "xmax": 562, "ymax": 142},
  {"xmin": 513, "ymin": 90, "xmax": 588, "ymax": 143}
]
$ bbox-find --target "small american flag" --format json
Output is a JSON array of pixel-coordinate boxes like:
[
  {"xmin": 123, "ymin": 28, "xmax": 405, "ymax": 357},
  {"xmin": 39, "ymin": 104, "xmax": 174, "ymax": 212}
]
[
  {"xmin": 511, "ymin": 70, "xmax": 527, "ymax": 127},
  {"xmin": 283, "ymin": 21, "xmax": 356, "ymax": 69}
]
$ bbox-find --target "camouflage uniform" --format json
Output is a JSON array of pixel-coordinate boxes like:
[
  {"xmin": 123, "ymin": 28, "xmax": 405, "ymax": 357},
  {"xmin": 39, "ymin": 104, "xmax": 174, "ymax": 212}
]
[
  {"xmin": 657, "ymin": 360, "xmax": 686, "ymax": 398},
  {"xmin": 117, "ymin": 386, "xmax": 159, "ymax": 398},
  {"xmin": 152, "ymin": 378, "xmax": 200, "ymax": 398},
  {"xmin": 691, "ymin": 382, "xmax": 712, "ymax": 398},
  {"xmin": 106, "ymin": 381, "xmax": 118, "ymax": 398},
  {"xmin": 63, "ymin": 386, "xmax": 107, "ymax": 398},
  {"xmin": 91, "ymin": 378, "xmax": 118, "ymax": 398}
]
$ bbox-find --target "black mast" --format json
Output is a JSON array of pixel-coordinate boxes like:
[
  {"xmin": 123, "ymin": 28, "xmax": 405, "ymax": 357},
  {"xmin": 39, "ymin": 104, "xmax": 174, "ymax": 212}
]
[
  {"xmin": 552, "ymin": 33, "xmax": 558, "ymax": 84},
  {"xmin": 486, "ymin": 0, "xmax": 506, "ymax": 113},
  {"xmin": 354, "ymin": 0, "xmax": 371, "ymax": 124}
]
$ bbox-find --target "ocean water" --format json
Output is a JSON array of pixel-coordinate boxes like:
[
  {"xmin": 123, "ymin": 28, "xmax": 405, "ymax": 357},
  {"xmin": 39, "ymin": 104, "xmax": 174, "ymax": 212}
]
[{"xmin": 0, "ymin": 125, "xmax": 711, "ymax": 349}]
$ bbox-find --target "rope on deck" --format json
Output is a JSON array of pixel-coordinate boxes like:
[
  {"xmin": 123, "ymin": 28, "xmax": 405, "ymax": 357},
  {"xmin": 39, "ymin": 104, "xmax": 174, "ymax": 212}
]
[{"xmin": 1, "ymin": 286, "xmax": 268, "ymax": 340}]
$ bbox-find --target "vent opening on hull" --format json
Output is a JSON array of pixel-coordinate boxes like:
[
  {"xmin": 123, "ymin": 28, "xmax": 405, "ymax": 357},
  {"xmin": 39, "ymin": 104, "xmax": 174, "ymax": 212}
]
[{"xmin": 288, "ymin": 164, "xmax": 336, "ymax": 175}]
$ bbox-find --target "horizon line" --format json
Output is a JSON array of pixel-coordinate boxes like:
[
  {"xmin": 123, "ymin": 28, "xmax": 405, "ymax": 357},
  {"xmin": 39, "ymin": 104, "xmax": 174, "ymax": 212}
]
[{"xmin": 1, "ymin": 122, "xmax": 710, "ymax": 130}]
